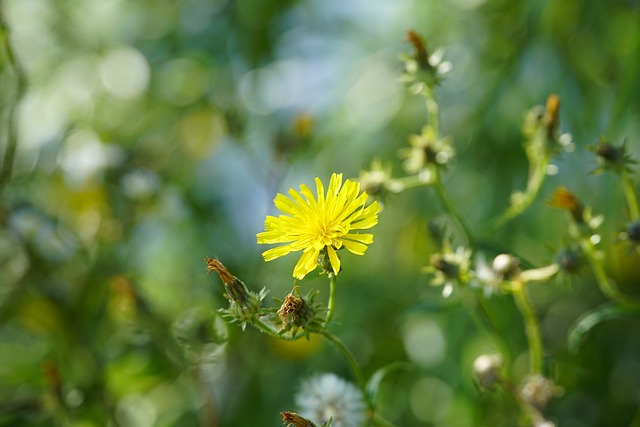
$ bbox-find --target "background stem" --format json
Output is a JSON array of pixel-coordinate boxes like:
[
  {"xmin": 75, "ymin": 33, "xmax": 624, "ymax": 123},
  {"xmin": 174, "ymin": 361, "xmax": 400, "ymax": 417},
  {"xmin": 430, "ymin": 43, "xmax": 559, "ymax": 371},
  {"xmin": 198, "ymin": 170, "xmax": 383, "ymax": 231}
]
[
  {"xmin": 621, "ymin": 169, "xmax": 640, "ymax": 220},
  {"xmin": 0, "ymin": 9, "xmax": 26, "ymax": 186},
  {"xmin": 512, "ymin": 282, "xmax": 543, "ymax": 374}
]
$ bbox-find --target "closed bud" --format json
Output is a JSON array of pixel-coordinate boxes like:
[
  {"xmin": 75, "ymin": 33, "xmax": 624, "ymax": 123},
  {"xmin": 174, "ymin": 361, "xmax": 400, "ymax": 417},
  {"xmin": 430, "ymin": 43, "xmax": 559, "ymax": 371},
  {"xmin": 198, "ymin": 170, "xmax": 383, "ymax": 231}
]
[{"xmin": 473, "ymin": 354, "xmax": 503, "ymax": 389}]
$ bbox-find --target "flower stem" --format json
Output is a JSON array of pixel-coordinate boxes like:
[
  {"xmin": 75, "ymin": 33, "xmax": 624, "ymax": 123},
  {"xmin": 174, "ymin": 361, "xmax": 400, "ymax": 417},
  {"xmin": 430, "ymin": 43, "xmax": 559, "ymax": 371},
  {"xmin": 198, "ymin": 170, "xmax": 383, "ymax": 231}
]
[
  {"xmin": 372, "ymin": 412, "xmax": 400, "ymax": 427},
  {"xmin": 0, "ymin": 11, "xmax": 26, "ymax": 186},
  {"xmin": 511, "ymin": 281, "xmax": 543, "ymax": 374},
  {"xmin": 580, "ymin": 238, "xmax": 640, "ymax": 308},
  {"xmin": 320, "ymin": 331, "xmax": 368, "ymax": 405},
  {"xmin": 388, "ymin": 174, "xmax": 432, "ymax": 192},
  {"xmin": 433, "ymin": 168, "xmax": 474, "ymax": 246},
  {"xmin": 326, "ymin": 274, "xmax": 337, "ymax": 324},
  {"xmin": 424, "ymin": 91, "xmax": 438, "ymax": 137},
  {"xmin": 420, "ymin": 87, "xmax": 474, "ymax": 246},
  {"xmin": 487, "ymin": 157, "xmax": 549, "ymax": 234},
  {"xmin": 621, "ymin": 169, "xmax": 640, "ymax": 220}
]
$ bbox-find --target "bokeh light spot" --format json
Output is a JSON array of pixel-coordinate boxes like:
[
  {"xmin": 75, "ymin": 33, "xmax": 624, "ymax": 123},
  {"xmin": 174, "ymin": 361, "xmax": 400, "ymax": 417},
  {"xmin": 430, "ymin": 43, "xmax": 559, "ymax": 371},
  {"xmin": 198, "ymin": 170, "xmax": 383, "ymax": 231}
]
[
  {"xmin": 100, "ymin": 46, "xmax": 150, "ymax": 99},
  {"xmin": 402, "ymin": 315, "xmax": 446, "ymax": 367}
]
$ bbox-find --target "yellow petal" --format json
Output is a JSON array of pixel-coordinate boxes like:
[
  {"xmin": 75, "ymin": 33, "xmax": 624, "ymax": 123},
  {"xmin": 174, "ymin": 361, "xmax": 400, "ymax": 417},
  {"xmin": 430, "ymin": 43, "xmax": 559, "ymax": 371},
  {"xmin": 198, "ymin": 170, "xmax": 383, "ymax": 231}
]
[
  {"xmin": 343, "ymin": 233, "xmax": 374, "ymax": 244},
  {"xmin": 341, "ymin": 239, "xmax": 369, "ymax": 255},
  {"xmin": 293, "ymin": 249, "xmax": 319, "ymax": 279},
  {"xmin": 327, "ymin": 246, "xmax": 341, "ymax": 275},
  {"xmin": 274, "ymin": 193, "xmax": 301, "ymax": 216},
  {"xmin": 262, "ymin": 245, "xmax": 296, "ymax": 261},
  {"xmin": 315, "ymin": 177, "xmax": 325, "ymax": 206}
]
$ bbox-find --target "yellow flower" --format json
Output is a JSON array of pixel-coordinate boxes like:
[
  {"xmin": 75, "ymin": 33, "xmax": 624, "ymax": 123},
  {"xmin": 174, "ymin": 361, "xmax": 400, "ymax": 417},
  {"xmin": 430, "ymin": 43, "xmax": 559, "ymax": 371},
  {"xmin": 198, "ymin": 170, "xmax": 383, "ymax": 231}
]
[{"xmin": 257, "ymin": 173, "xmax": 381, "ymax": 279}]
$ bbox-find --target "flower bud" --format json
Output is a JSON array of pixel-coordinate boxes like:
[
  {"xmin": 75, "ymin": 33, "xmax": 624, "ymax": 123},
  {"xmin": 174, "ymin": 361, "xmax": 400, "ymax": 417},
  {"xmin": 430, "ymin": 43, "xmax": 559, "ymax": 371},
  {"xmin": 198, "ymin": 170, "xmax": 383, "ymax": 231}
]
[
  {"xmin": 590, "ymin": 138, "xmax": 636, "ymax": 174},
  {"xmin": 492, "ymin": 254, "xmax": 521, "ymax": 281},
  {"xmin": 473, "ymin": 354, "xmax": 503, "ymax": 389},
  {"xmin": 205, "ymin": 257, "xmax": 250, "ymax": 306},
  {"xmin": 547, "ymin": 187, "xmax": 584, "ymax": 224}
]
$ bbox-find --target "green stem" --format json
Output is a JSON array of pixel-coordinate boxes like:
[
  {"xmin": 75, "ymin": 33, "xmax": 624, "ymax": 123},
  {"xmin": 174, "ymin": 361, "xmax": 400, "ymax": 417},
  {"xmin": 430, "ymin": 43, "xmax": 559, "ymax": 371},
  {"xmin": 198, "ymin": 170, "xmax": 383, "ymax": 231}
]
[
  {"xmin": 388, "ymin": 174, "xmax": 432, "ymax": 192},
  {"xmin": 0, "ymin": 10, "xmax": 26, "ymax": 186},
  {"xmin": 433, "ymin": 168, "xmax": 474, "ymax": 246},
  {"xmin": 372, "ymin": 412, "xmax": 400, "ymax": 427},
  {"xmin": 485, "ymin": 155, "xmax": 549, "ymax": 234},
  {"xmin": 630, "ymin": 404, "xmax": 640, "ymax": 427},
  {"xmin": 621, "ymin": 169, "xmax": 640, "ymax": 220},
  {"xmin": 474, "ymin": 293, "xmax": 506, "ymax": 337},
  {"xmin": 424, "ymin": 91, "xmax": 438, "ymax": 137},
  {"xmin": 580, "ymin": 238, "xmax": 640, "ymax": 308},
  {"xmin": 320, "ymin": 331, "xmax": 368, "ymax": 406},
  {"xmin": 326, "ymin": 274, "xmax": 337, "ymax": 324},
  {"xmin": 511, "ymin": 282, "xmax": 543, "ymax": 375}
]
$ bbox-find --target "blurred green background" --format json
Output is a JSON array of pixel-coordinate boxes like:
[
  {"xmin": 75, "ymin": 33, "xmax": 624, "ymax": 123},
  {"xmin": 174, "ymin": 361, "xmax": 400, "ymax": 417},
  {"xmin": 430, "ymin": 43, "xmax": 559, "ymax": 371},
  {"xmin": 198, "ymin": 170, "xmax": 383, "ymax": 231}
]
[{"xmin": 1, "ymin": 0, "xmax": 640, "ymax": 426}]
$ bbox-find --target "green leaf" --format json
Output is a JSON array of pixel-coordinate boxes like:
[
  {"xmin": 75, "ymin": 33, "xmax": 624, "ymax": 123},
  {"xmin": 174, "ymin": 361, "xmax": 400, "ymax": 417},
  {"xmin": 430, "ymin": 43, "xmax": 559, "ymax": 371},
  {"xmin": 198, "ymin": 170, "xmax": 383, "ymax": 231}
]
[{"xmin": 568, "ymin": 302, "xmax": 640, "ymax": 353}]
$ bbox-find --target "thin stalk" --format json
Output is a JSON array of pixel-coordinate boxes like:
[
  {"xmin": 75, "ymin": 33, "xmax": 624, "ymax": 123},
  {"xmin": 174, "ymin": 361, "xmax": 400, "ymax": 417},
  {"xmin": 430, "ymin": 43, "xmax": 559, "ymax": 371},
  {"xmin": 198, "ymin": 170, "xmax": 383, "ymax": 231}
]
[
  {"xmin": 388, "ymin": 174, "xmax": 432, "ymax": 192},
  {"xmin": 511, "ymin": 281, "xmax": 542, "ymax": 375},
  {"xmin": 422, "ymin": 88, "xmax": 474, "ymax": 246},
  {"xmin": 320, "ymin": 331, "xmax": 368, "ymax": 404},
  {"xmin": 0, "ymin": 10, "xmax": 26, "ymax": 186},
  {"xmin": 326, "ymin": 274, "xmax": 337, "ymax": 324},
  {"xmin": 433, "ymin": 168, "xmax": 474, "ymax": 246},
  {"xmin": 424, "ymin": 92, "xmax": 438, "ymax": 138},
  {"xmin": 580, "ymin": 238, "xmax": 640, "ymax": 308},
  {"xmin": 630, "ymin": 405, "xmax": 640, "ymax": 427},
  {"xmin": 372, "ymin": 412, "xmax": 400, "ymax": 427},
  {"xmin": 486, "ymin": 156, "xmax": 549, "ymax": 234},
  {"xmin": 621, "ymin": 169, "xmax": 640, "ymax": 220}
]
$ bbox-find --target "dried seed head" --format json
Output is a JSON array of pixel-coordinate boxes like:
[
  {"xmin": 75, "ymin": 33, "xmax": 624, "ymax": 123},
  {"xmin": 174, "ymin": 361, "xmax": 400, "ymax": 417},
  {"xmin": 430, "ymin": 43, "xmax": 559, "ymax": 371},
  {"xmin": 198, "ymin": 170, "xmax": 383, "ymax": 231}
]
[
  {"xmin": 281, "ymin": 411, "xmax": 317, "ymax": 427},
  {"xmin": 519, "ymin": 375, "xmax": 563, "ymax": 411},
  {"xmin": 278, "ymin": 292, "xmax": 307, "ymax": 327}
]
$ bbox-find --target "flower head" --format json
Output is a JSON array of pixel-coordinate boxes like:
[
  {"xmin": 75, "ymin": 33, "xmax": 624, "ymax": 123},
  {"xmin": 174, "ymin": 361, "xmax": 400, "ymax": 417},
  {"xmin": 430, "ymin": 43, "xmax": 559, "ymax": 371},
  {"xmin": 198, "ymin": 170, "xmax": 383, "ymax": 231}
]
[
  {"xmin": 295, "ymin": 373, "xmax": 366, "ymax": 427},
  {"xmin": 621, "ymin": 220, "xmax": 640, "ymax": 242},
  {"xmin": 519, "ymin": 375, "xmax": 563, "ymax": 411},
  {"xmin": 401, "ymin": 30, "xmax": 452, "ymax": 92},
  {"xmin": 589, "ymin": 137, "xmax": 636, "ymax": 174},
  {"xmin": 547, "ymin": 187, "xmax": 604, "ymax": 235},
  {"xmin": 401, "ymin": 126, "xmax": 454, "ymax": 177},
  {"xmin": 474, "ymin": 253, "xmax": 521, "ymax": 296},
  {"xmin": 423, "ymin": 243, "xmax": 472, "ymax": 297},
  {"xmin": 358, "ymin": 158, "xmax": 395, "ymax": 198},
  {"xmin": 274, "ymin": 286, "xmax": 326, "ymax": 338},
  {"xmin": 257, "ymin": 173, "xmax": 381, "ymax": 279}
]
